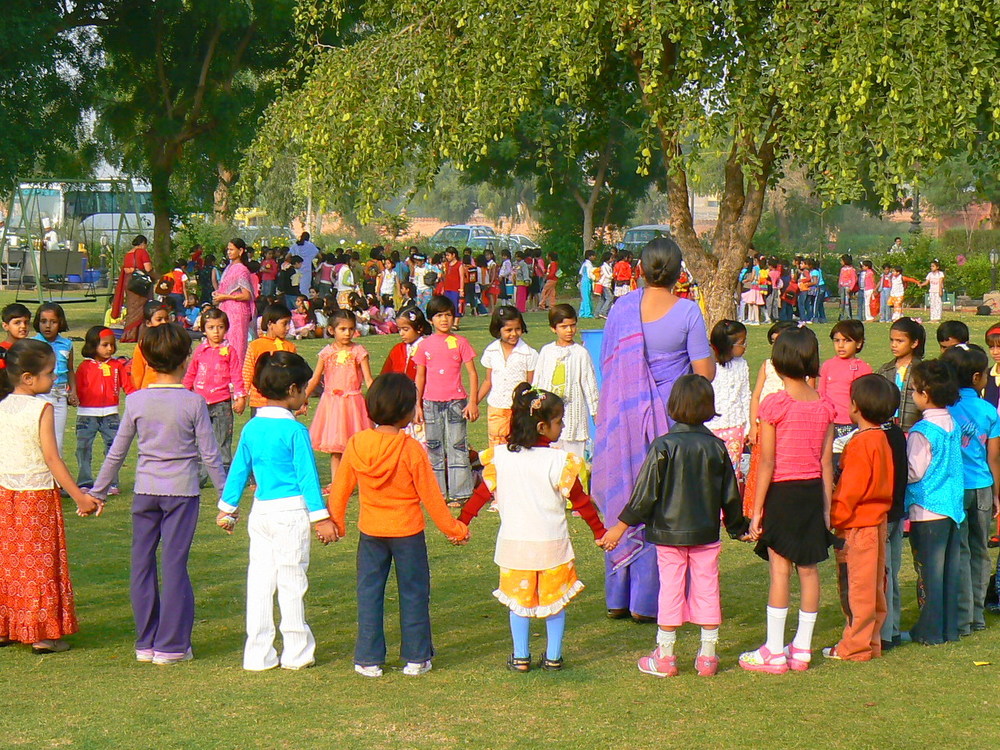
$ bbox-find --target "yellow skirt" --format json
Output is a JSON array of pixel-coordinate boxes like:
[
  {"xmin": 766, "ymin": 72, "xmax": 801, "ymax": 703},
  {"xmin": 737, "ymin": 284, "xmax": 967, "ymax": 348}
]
[
  {"xmin": 494, "ymin": 561, "xmax": 584, "ymax": 618},
  {"xmin": 487, "ymin": 406, "xmax": 512, "ymax": 447}
]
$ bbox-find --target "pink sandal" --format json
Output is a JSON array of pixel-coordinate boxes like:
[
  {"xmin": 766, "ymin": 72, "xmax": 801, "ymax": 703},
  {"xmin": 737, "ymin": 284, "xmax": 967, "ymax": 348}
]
[
  {"xmin": 784, "ymin": 643, "xmax": 811, "ymax": 671},
  {"xmin": 738, "ymin": 644, "xmax": 788, "ymax": 674}
]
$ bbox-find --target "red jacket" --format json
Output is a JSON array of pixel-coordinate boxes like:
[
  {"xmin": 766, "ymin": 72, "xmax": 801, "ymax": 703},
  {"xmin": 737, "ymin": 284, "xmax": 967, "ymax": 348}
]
[
  {"xmin": 76, "ymin": 358, "xmax": 135, "ymax": 415},
  {"xmin": 381, "ymin": 341, "xmax": 419, "ymax": 381}
]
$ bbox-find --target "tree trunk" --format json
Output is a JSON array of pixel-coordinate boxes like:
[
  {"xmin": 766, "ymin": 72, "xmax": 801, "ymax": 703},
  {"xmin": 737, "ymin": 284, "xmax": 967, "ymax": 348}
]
[
  {"xmin": 991, "ymin": 202, "xmax": 1000, "ymax": 231},
  {"xmin": 214, "ymin": 164, "xmax": 235, "ymax": 224},
  {"xmin": 149, "ymin": 164, "xmax": 172, "ymax": 272},
  {"xmin": 581, "ymin": 201, "xmax": 595, "ymax": 256}
]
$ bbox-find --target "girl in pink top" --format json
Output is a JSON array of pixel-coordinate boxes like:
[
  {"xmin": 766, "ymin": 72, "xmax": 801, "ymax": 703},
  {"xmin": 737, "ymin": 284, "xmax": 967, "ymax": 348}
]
[
  {"xmin": 740, "ymin": 326, "xmax": 835, "ymax": 675},
  {"xmin": 819, "ymin": 320, "xmax": 873, "ymax": 459}
]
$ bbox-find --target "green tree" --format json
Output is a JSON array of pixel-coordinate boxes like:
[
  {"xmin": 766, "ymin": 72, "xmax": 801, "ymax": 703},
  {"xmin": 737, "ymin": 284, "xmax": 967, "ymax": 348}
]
[{"xmin": 247, "ymin": 0, "xmax": 1000, "ymax": 325}]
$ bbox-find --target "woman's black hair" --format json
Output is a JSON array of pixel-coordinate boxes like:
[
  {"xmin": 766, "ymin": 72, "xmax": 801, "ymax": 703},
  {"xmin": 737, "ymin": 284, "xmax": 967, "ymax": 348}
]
[
  {"xmin": 641, "ymin": 237, "xmax": 683, "ymax": 289},
  {"xmin": 229, "ymin": 237, "xmax": 249, "ymax": 265},
  {"xmin": 260, "ymin": 303, "xmax": 292, "ymax": 332},
  {"xmin": 426, "ymin": 294, "xmax": 456, "ymax": 318},
  {"xmin": 508, "ymin": 382, "xmax": 564, "ymax": 452},
  {"xmin": 910, "ymin": 359, "xmax": 960, "ymax": 408},
  {"xmin": 830, "ymin": 319, "xmax": 865, "ymax": 351},
  {"xmin": 253, "ymin": 351, "xmax": 312, "ymax": 400},
  {"xmin": 32, "ymin": 302, "xmax": 68, "ymax": 333},
  {"xmin": 710, "ymin": 319, "xmax": 747, "ymax": 366},
  {"xmin": 396, "ymin": 307, "xmax": 431, "ymax": 336},
  {"xmin": 328, "ymin": 309, "xmax": 357, "ymax": 329},
  {"xmin": 771, "ymin": 326, "xmax": 820, "ymax": 379},
  {"xmin": 143, "ymin": 300, "xmax": 172, "ymax": 323},
  {"xmin": 548, "ymin": 303, "xmax": 577, "ymax": 327},
  {"xmin": 489, "ymin": 305, "xmax": 527, "ymax": 338},
  {"xmin": 138, "ymin": 323, "xmax": 191, "ymax": 374},
  {"xmin": 890, "ymin": 317, "xmax": 926, "ymax": 359},
  {"xmin": 81, "ymin": 325, "xmax": 116, "ymax": 359},
  {"xmin": 941, "ymin": 343, "xmax": 990, "ymax": 389},
  {"xmin": 0, "ymin": 339, "xmax": 55, "ymax": 401},
  {"xmin": 366, "ymin": 372, "xmax": 417, "ymax": 426},
  {"xmin": 667, "ymin": 374, "xmax": 719, "ymax": 425},
  {"xmin": 767, "ymin": 320, "xmax": 797, "ymax": 345},
  {"xmin": 201, "ymin": 306, "xmax": 229, "ymax": 329},
  {"xmin": 849, "ymin": 374, "xmax": 900, "ymax": 425}
]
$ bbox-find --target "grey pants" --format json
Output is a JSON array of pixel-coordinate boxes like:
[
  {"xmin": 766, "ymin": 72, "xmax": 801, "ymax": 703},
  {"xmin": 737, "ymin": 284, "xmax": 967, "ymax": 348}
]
[
  {"xmin": 958, "ymin": 487, "xmax": 994, "ymax": 633},
  {"xmin": 200, "ymin": 400, "xmax": 233, "ymax": 485},
  {"xmin": 881, "ymin": 519, "xmax": 904, "ymax": 642}
]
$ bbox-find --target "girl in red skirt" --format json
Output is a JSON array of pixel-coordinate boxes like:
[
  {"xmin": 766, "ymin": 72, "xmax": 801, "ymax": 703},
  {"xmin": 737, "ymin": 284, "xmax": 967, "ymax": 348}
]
[{"xmin": 0, "ymin": 340, "xmax": 100, "ymax": 653}]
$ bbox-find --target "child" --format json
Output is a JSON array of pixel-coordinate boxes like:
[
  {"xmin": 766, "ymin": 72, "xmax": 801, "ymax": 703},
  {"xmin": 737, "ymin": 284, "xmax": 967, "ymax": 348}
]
[
  {"xmin": 936, "ymin": 320, "xmax": 969, "ymax": 353},
  {"xmin": 381, "ymin": 308, "xmax": 430, "ymax": 380},
  {"xmin": 904, "ymin": 359, "xmax": 964, "ymax": 644},
  {"xmin": 478, "ymin": 306, "xmax": 538, "ymax": 447},
  {"xmin": 1, "ymin": 302, "xmax": 31, "ymax": 368},
  {"xmin": 888, "ymin": 266, "xmax": 918, "ymax": 322},
  {"xmin": 837, "ymin": 254, "xmax": 858, "ymax": 320},
  {"xmin": 278, "ymin": 255, "xmax": 303, "ymax": 311},
  {"xmin": 533, "ymin": 304, "xmax": 600, "ymax": 459},
  {"xmin": 819, "ymin": 320, "xmax": 873, "ymax": 462},
  {"xmin": 32, "ymin": 302, "xmax": 76, "ymax": 454},
  {"xmin": 259, "ymin": 249, "xmax": 279, "ymax": 299},
  {"xmin": 75, "ymin": 326, "xmax": 134, "ymax": 491},
  {"xmin": 217, "ymin": 351, "xmax": 335, "ymax": 671},
  {"xmin": 182, "ymin": 295, "xmax": 201, "ymax": 329},
  {"xmin": 183, "ymin": 307, "xmax": 246, "ymax": 481},
  {"xmin": 859, "ymin": 260, "xmax": 876, "ymax": 322},
  {"xmin": 326, "ymin": 373, "xmax": 469, "ymax": 677},
  {"xmin": 740, "ymin": 326, "xmax": 836, "ymax": 673},
  {"xmin": 876, "ymin": 317, "xmax": 925, "ymax": 433},
  {"xmin": 922, "ymin": 260, "xmax": 946, "ymax": 322},
  {"xmin": 243, "ymin": 303, "xmax": 296, "ymax": 412},
  {"xmin": 413, "ymin": 295, "xmax": 479, "ymax": 506},
  {"xmin": 458, "ymin": 383, "xmax": 607, "ymax": 671},
  {"xmin": 88, "ymin": 324, "xmax": 226, "ymax": 664},
  {"xmin": 879, "ymin": 263, "xmax": 893, "ymax": 323},
  {"xmin": 0, "ymin": 340, "xmax": 99, "ymax": 653},
  {"xmin": 377, "ymin": 257, "xmax": 398, "ymax": 308},
  {"xmin": 986, "ymin": 324, "xmax": 1000, "ymax": 411},
  {"xmin": 163, "ymin": 260, "xmax": 189, "ymax": 318},
  {"xmin": 306, "ymin": 310, "xmax": 374, "ymax": 479},
  {"xmin": 825, "ymin": 375, "xmax": 901, "ymax": 661},
  {"xmin": 601, "ymin": 375, "xmax": 748, "ymax": 676},
  {"xmin": 743, "ymin": 321, "xmax": 797, "ymax": 516},
  {"xmin": 941, "ymin": 345, "xmax": 1000, "ymax": 635},
  {"xmin": 130, "ymin": 301, "xmax": 173, "ymax": 390},
  {"xmin": 705, "ymin": 320, "xmax": 750, "ymax": 480},
  {"xmin": 291, "ymin": 295, "xmax": 317, "ymax": 339},
  {"xmin": 540, "ymin": 251, "xmax": 559, "ymax": 310}
]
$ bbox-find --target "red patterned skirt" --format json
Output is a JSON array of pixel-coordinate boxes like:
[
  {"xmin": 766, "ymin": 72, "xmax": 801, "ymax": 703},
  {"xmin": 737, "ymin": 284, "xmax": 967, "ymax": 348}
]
[
  {"xmin": 0, "ymin": 487, "xmax": 78, "ymax": 642},
  {"xmin": 742, "ymin": 440, "xmax": 762, "ymax": 518}
]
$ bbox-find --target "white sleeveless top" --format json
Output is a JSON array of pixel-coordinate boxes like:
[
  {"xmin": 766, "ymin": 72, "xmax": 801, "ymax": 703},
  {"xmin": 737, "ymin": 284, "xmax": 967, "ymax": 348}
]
[
  {"xmin": 481, "ymin": 445, "xmax": 584, "ymax": 570},
  {"xmin": 761, "ymin": 359, "xmax": 784, "ymax": 402},
  {"xmin": 0, "ymin": 394, "xmax": 54, "ymax": 490}
]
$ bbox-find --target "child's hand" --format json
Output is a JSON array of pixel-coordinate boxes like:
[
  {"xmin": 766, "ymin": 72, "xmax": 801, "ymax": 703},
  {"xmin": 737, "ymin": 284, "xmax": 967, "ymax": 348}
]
[
  {"xmin": 67, "ymin": 391, "xmax": 79, "ymax": 407},
  {"xmin": 748, "ymin": 514, "xmax": 762, "ymax": 541},
  {"xmin": 216, "ymin": 510, "xmax": 238, "ymax": 534},
  {"xmin": 294, "ymin": 403, "xmax": 308, "ymax": 417},
  {"xmin": 414, "ymin": 404, "xmax": 424, "ymax": 425},
  {"xmin": 76, "ymin": 494, "xmax": 102, "ymax": 517},
  {"xmin": 463, "ymin": 402, "xmax": 479, "ymax": 422},
  {"xmin": 748, "ymin": 424, "xmax": 758, "ymax": 446},
  {"xmin": 448, "ymin": 531, "xmax": 470, "ymax": 546},
  {"xmin": 233, "ymin": 396, "xmax": 246, "ymax": 415},
  {"xmin": 314, "ymin": 519, "xmax": 338, "ymax": 545}
]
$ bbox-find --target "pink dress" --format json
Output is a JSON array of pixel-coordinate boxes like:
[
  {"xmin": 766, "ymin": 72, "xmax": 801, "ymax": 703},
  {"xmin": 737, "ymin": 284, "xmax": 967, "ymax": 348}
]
[{"xmin": 309, "ymin": 344, "xmax": 372, "ymax": 453}]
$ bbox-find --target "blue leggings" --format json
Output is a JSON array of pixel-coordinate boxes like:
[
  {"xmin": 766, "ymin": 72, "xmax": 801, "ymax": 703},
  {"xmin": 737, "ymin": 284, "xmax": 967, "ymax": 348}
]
[{"xmin": 510, "ymin": 610, "xmax": 566, "ymax": 660}]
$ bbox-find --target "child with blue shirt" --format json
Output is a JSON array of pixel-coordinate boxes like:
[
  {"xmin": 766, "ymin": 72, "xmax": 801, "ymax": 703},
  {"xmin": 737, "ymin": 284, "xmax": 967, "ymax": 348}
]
[
  {"xmin": 32, "ymin": 303, "xmax": 76, "ymax": 454},
  {"xmin": 941, "ymin": 345, "xmax": 1000, "ymax": 634},
  {"xmin": 218, "ymin": 351, "xmax": 337, "ymax": 671},
  {"xmin": 904, "ymin": 360, "xmax": 965, "ymax": 645}
]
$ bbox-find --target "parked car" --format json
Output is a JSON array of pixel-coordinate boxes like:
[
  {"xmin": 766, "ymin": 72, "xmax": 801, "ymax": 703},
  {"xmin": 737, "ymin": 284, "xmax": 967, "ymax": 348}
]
[
  {"xmin": 428, "ymin": 224, "xmax": 500, "ymax": 251},
  {"xmin": 621, "ymin": 224, "xmax": 673, "ymax": 255},
  {"xmin": 500, "ymin": 234, "xmax": 541, "ymax": 254}
]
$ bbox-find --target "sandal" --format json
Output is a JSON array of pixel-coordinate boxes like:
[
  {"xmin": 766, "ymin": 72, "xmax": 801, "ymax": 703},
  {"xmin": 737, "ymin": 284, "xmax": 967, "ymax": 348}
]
[
  {"xmin": 507, "ymin": 654, "xmax": 531, "ymax": 673},
  {"xmin": 539, "ymin": 657, "xmax": 563, "ymax": 671},
  {"xmin": 32, "ymin": 639, "xmax": 70, "ymax": 654},
  {"xmin": 0, "ymin": 637, "xmax": 16, "ymax": 647},
  {"xmin": 606, "ymin": 608, "xmax": 629, "ymax": 620}
]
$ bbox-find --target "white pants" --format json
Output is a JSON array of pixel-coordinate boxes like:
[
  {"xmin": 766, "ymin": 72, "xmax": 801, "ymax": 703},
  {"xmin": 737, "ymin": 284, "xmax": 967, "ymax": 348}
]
[
  {"xmin": 244, "ymin": 498, "xmax": 315, "ymax": 670},
  {"xmin": 863, "ymin": 289, "xmax": 874, "ymax": 321},
  {"xmin": 38, "ymin": 386, "xmax": 68, "ymax": 455}
]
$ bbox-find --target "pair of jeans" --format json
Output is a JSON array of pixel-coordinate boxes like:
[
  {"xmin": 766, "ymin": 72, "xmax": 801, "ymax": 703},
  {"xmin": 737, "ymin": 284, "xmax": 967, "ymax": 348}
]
[
  {"xmin": 797, "ymin": 291, "xmax": 812, "ymax": 322},
  {"xmin": 813, "ymin": 287, "xmax": 827, "ymax": 322},
  {"xmin": 355, "ymin": 531, "xmax": 433, "ymax": 666},
  {"xmin": 880, "ymin": 519, "xmax": 904, "ymax": 642},
  {"xmin": 38, "ymin": 385, "xmax": 69, "ymax": 455},
  {"xmin": 76, "ymin": 413, "xmax": 121, "ymax": 488},
  {"xmin": 880, "ymin": 288, "xmax": 892, "ymax": 322},
  {"xmin": 909, "ymin": 518, "xmax": 961, "ymax": 644},
  {"xmin": 284, "ymin": 293, "xmax": 299, "ymax": 310},
  {"xmin": 200, "ymin": 400, "xmax": 234, "ymax": 485},
  {"xmin": 261, "ymin": 279, "xmax": 276, "ymax": 298},
  {"xmin": 765, "ymin": 290, "xmax": 780, "ymax": 322},
  {"xmin": 422, "ymin": 399, "xmax": 473, "ymax": 499},
  {"xmin": 597, "ymin": 287, "xmax": 614, "ymax": 317},
  {"xmin": 958, "ymin": 487, "xmax": 994, "ymax": 633},
  {"xmin": 839, "ymin": 288, "xmax": 854, "ymax": 319}
]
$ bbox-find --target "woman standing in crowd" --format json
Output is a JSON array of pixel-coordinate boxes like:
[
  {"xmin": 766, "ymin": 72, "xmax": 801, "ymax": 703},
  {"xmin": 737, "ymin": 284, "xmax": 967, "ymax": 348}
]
[
  {"xmin": 212, "ymin": 239, "xmax": 255, "ymax": 366},
  {"xmin": 111, "ymin": 235, "xmax": 154, "ymax": 343}
]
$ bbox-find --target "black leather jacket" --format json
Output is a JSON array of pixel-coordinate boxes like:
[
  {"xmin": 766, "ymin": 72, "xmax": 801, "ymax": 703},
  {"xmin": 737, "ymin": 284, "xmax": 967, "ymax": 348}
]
[{"xmin": 618, "ymin": 423, "xmax": 748, "ymax": 545}]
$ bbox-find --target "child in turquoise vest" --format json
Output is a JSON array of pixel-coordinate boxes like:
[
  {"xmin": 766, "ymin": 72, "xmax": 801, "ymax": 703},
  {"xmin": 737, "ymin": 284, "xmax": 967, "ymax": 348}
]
[{"xmin": 904, "ymin": 360, "xmax": 964, "ymax": 645}]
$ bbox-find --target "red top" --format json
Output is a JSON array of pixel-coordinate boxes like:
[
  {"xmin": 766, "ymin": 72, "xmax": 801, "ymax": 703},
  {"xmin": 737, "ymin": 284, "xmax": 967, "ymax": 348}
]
[
  {"xmin": 76, "ymin": 357, "xmax": 135, "ymax": 412},
  {"xmin": 260, "ymin": 259, "xmax": 279, "ymax": 281},
  {"xmin": 613, "ymin": 260, "xmax": 633, "ymax": 282},
  {"xmin": 758, "ymin": 390, "xmax": 836, "ymax": 482},
  {"xmin": 443, "ymin": 260, "xmax": 463, "ymax": 292},
  {"xmin": 124, "ymin": 246, "xmax": 152, "ymax": 272},
  {"xmin": 166, "ymin": 269, "xmax": 187, "ymax": 294},
  {"xmin": 545, "ymin": 261, "xmax": 559, "ymax": 281},
  {"xmin": 183, "ymin": 339, "xmax": 246, "ymax": 405},
  {"xmin": 0, "ymin": 340, "xmax": 11, "ymax": 370},
  {"xmin": 831, "ymin": 428, "xmax": 894, "ymax": 528},
  {"xmin": 381, "ymin": 341, "xmax": 418, "ymax": 381},
  {"xmin": 818, "ymin": 356, "xmax": 874, "ymax": 424}
]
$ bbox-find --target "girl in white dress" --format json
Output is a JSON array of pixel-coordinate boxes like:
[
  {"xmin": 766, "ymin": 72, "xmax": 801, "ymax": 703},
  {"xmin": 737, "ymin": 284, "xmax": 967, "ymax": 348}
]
[
  {"xmin": 706, "ymin": 320, "xmax": 751, "ymax": 482},
  {"xmin": 922, "ymin": 260, "xmax": 945, "ymax": 322}
]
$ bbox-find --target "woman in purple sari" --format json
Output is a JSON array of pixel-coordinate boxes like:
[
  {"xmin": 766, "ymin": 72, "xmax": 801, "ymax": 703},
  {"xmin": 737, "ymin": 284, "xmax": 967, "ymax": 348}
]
[
  {"xmin": 592, "ymin": 238, "xmax": 715, "ymax": 622},
  {"xmin": 212, "ymin": 238, "xmax": 255, "ymax": 366}
]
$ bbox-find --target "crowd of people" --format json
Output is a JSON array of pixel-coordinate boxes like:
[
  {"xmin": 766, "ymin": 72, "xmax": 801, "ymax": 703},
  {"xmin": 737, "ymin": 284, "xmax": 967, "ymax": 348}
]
[{"xmin": 1, "ymin": 234, "xmax": 996, "ymax": 682}]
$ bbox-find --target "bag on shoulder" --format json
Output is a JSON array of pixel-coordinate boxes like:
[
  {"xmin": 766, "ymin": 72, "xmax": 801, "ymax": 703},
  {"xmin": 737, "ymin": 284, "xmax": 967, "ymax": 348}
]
[{"xmin": 127, "ymin": 270, "xmax": 153, "ymax": 296}]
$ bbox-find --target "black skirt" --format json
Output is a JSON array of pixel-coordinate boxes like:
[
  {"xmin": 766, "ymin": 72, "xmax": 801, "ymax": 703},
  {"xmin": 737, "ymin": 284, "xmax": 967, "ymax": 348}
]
[{"xmin": 754, "ymin": 479, "xmax": 838, "ymax": 565}]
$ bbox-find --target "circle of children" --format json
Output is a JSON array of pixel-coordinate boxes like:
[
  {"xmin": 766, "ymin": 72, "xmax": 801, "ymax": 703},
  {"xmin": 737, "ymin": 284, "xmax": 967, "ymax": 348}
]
[{"xmin": 0, "ymin": 242, "xmax": 995, "ymax": 681}]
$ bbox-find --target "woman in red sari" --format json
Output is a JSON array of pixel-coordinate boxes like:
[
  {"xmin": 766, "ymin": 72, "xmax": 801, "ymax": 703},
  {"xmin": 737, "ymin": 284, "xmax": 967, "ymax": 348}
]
[{"xmin": 111, "ymin": 235, "xmax": 154, "ymax": 343}]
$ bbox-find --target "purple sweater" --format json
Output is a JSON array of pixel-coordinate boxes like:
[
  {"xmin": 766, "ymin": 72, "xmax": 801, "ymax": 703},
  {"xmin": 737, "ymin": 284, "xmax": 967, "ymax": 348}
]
[{"xmin": 90, "ymin": 384, "xmax": 226, "ymax": 499}]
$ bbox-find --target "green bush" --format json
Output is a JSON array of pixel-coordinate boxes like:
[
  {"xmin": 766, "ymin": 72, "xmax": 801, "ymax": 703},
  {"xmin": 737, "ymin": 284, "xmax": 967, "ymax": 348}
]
[{"xmin": 172, "ymin": 217, "xmax": 239, "ymax": 260}]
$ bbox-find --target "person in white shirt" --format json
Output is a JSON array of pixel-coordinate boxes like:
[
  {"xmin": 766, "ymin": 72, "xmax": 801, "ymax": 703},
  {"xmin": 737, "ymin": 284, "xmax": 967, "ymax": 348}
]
[
  {"xmin": 596, "ymin": 253, "xmax": 614, "ymax": 318},
  {"xmin": 705, "ymin": 320, "xmax": 751, "ymax": 483},
  {"xmin": 477, "ymin": 306, "xmax": 539, "ymax": 446}
]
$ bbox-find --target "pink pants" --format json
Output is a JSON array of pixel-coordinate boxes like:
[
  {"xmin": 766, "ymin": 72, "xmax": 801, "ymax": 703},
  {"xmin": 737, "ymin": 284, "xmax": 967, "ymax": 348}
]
[{"xmin": 655, "ymin": 542, "xmax": 722, "ymax": 627}]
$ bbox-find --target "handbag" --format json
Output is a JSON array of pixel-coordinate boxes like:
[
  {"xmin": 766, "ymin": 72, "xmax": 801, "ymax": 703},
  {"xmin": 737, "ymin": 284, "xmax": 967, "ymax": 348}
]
[{"xmin": 127, "ymin": 270, "xmax": 153, "ymax": 296}]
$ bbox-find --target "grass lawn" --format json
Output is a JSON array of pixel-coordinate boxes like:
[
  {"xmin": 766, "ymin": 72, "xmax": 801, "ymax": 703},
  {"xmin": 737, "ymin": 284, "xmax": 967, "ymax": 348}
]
[{"xmin": 4, "ymin": 292, "xmax": 1000, "ymax": 750}]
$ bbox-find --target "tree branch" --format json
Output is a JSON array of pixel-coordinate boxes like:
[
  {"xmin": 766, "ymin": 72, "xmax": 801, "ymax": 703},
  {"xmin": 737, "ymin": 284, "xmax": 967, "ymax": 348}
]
[
  {"xmin": 154, "ymin": 13, "xmax": 174, "ymax": 120},
  {"xmin": 587, "ymin": 138, "xmax": 614, "ymax": 210},
  {"xmin": 188, "ymin": 22, "xmax": 224, "ymax": 126}
]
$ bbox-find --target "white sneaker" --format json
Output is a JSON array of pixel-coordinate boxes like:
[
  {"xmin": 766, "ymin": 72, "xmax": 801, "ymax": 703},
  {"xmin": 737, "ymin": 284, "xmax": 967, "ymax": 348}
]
[
  {"xmin": 355, "ymin": 663, "xmax": 383, "ymax": 678},
  {"xmin": 281, "ymin": 660, "xmax": 315, "ymax": 671},
  {"xmin": 135, "ymin": 648, "xmax": 154, "ymax": 663},
  {"xmin": 402, "ymin": 660, "xmax": 432, "ymax": 676},
  {"xmin": 152, "ymin": 648, "xmax": 193, "ymax": 665}
]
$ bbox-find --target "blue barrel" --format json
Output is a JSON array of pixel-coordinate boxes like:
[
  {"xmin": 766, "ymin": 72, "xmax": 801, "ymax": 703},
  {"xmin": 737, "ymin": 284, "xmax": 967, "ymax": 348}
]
[{"xmin": 580, "ymin": 328, "xmax": 604, "ymax": 446}]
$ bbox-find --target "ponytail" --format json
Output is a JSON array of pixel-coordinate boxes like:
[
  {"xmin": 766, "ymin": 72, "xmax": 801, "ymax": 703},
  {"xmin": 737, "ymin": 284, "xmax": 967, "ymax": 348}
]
[
  {"xmin": 507, "ymin": 382, "xmax": 564, "ymax": 452},
  {"xmin": 0, "ymin": 339, "xmax": 55, "ymax": 402}
]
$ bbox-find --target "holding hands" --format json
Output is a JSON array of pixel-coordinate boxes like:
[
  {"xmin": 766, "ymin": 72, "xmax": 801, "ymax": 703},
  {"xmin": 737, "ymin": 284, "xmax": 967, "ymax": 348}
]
[
  {"xmin": 216, "ymin": 510, "xmax": 238, "ymax": 534},
  {"xmin": 597, "ymin": 521, "xmax": 628, "ymax": 551},
  {"xmin": 314, "ymin": 519, "xmax": 339, "ymax": 545},
  {"xmin": 76, "ymin": 493, "xmax": 104, "ymax": 517}
]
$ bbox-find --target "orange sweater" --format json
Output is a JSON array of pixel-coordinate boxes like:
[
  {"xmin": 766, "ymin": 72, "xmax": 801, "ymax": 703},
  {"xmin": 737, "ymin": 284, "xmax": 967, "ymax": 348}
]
[
  {"xmin": 243, "ymin": 336, "xmax": 296, "ymax": 408},
  {"xmin": 130, "ymin": 346, "xmax": 157, "ymax": 390},
  {"xmin": 831, "ymin": 428, "xmax": 894, "ymax": 529},
  {"xmin": 327, "ymin": 429, "xmax": 468, "ymax": 539}
]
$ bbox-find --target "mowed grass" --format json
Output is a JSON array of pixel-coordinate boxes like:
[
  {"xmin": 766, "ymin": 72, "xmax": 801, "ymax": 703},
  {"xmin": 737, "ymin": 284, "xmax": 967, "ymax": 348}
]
[{"xmin": 4, "ymin": 291, "xmax": 1000, "ymax": 750}]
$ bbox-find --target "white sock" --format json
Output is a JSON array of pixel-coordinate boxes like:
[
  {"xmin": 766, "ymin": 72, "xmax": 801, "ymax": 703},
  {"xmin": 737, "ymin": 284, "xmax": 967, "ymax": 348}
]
[
  {"xmin": 765, "ymin": 606, "xmax": 788, "ymax": 656},
  {"xmin": 792, "ymin": 610, "xmax": 818, "ymax": 657},
  {"xmin": 655, "ymin": 629, "xmax": 676, "ymax": 657},
  {"xmin": 699, "ymin": 628, "xmax": 719, "ymax": 658}
]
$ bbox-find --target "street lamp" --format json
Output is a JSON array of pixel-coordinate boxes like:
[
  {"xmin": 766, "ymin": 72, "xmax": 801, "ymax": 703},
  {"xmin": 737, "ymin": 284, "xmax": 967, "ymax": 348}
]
[{"xmin": 991, "ymin": 248, "xmax": 999, "ymax": 293}]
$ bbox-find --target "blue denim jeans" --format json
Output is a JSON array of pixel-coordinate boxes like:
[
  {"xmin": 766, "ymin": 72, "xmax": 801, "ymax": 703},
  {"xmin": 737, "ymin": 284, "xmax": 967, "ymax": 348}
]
[
  {"xmin": 261, "ymin": 279, "xmax": 276, "ymax": 298},
  {"xmin": 909, "ymin": 518, "xmax": 961, "ymax": 644},
  {"xmin": 76, "ymin": 414, "xmax": 121, "ymax": 487},
  {"xmin": 355, "ymin": 531, "xmax": 433, "ymax": 666},
  {"xmin": 797, "ymin": 291, "xmax": 812, "ymax": 322},
  {"xmin": 880, "ymin": 519, "xmax": 904, "ymax": 642},
  {"xmin": 880, "ymin": 288, "xmax": 892, "ymax": 322},
  {"xmin": 813, "ymin": 287, "xmax": 827, "ymax": 322},
  {"xmin": 958, "ymin": 487, "xmax": 993, "ymax": 633},
  {"xmin": 423, "ymin": 399, "xmax": 473, "ymax": 500},
  {"xmin": 839, "ymin": 288, "xmax": 854, "ymax": 319}
]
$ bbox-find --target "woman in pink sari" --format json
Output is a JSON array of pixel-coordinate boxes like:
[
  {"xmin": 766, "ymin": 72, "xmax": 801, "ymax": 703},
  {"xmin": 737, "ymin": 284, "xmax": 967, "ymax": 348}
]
[{"xmin": 212, "ymin": 238, "xmax": 255, "ymax": 365}]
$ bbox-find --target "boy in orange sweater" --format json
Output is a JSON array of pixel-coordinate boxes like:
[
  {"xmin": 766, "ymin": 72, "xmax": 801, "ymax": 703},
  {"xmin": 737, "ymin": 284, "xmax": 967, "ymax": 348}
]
[
  {"xmin": 825, "ymin": 374, "xmax": 905, "ymax": 661},
  {"xmin": 326, "ymin": 373, "xmax": 469, "ymax": 678},
  {"xmin": 242, "ymin": 303, "xmax": 296, "ymax": 411}
]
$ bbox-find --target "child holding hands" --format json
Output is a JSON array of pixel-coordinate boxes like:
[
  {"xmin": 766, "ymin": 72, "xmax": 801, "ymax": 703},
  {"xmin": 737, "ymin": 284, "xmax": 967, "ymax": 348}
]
[
  {"xmin": 602, "ymin": 375, "xmax": 749, "ymax": 677},
  {"xmin": 478, "ymin": 305, "xmax": 538, "ymax": 447},
  {"xmin": 326, "ymin": 373, "xmax": 469, "ymax": 677}
]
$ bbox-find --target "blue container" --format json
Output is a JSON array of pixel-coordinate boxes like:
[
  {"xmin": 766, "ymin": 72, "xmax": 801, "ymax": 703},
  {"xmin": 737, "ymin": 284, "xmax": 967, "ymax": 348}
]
[
  {"xmin": 580, "ymin": 328, "xmax": 605, "ymax": 446},
  {"xmin": 82, "ymin": 270, "xmax": 100, "ymax": 283},
  {"xmin": 66, "ymin": 274, "xmax": 82, "ymax": 283}
]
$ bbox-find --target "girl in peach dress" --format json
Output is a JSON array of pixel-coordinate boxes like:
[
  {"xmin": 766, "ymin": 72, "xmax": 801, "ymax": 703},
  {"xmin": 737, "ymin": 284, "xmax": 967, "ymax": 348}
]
[{"xmin": 306, "ymin": 310, "xmax": 374, "ymax": 479}]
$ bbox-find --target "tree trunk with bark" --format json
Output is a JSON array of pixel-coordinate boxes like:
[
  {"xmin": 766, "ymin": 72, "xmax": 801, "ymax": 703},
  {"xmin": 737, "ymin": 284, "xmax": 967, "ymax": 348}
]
[
  {"xmin": 572, "ymin": 140, "xmax": 613, "ymax": 258},
  {"xmin": 149, "ymin": 163, "xmax": 172, "ymax": 272},
  {"xmin": 991, "ymin": 202, "xmax": 1000, "ymax": 231},
  {"xmin": 214, "ymin": 164, "xmax": 235, "ymax": 224}
]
